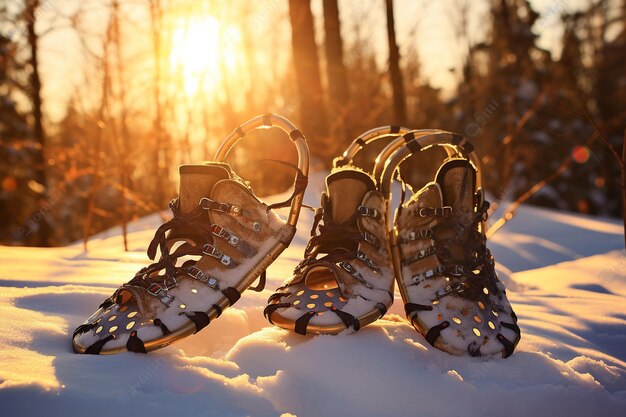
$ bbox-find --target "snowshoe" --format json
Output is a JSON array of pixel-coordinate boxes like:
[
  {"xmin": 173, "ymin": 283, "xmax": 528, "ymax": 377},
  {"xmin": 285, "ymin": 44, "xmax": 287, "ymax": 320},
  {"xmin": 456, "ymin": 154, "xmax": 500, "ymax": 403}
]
[
  {"xmin": 262, "ymin": 126, "xmax": 416, "ymax": 335},
  {"xmin": 72, "ymin": 114, "xmax": 310, "ymax": 354},
  {"xmin": 377, "ymin": 131, "xmax": 520, "ymax": 358}
]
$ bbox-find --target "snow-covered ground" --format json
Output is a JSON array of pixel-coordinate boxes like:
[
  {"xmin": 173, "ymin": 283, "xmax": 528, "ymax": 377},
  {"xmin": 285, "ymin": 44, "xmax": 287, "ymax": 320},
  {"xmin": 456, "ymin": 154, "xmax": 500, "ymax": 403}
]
[{"xmin": 1, "ymin": 171, "xmax": 625, "ymax": 417}]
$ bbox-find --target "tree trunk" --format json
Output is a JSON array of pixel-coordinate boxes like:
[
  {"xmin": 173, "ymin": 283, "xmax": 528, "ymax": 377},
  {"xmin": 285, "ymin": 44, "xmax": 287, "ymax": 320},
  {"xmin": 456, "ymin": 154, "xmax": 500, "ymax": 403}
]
[
  {"xmin": 25, "ymin": 0, "xmax": 50, "ymax": 246},
  {"xmin": 150, "ymin": 0, "xmax": 165, "ymax": 207},
  {"xmin": 323, "ymin": 0, "xmax": 349, "ymax": 107},
  {"xmin": 288, "ymin": 0, "xmax": 328, "ymax": 141},
  {"xmin": 385, "ymin": 0, "xmax": 407, "ymax": 125},
  {"xmin": 111, "ymin": 0, "xmax": 130, "ymax": 251},
  {"xmin": 83, "ymin": 15, "xmax": 113, "ymax": 251}
]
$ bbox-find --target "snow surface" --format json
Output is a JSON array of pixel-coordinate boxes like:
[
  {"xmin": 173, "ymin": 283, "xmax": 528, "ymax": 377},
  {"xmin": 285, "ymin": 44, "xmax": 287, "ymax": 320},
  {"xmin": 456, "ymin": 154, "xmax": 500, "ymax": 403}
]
[{"xmin": 1, "ymin": 170, "xmax": 625, "ymax": 417}]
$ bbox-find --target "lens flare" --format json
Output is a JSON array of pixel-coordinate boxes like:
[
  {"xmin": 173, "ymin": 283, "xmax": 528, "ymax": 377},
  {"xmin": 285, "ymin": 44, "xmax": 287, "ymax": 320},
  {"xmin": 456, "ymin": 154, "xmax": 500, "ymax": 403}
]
[{"xmin": 572, "ymin": 146, "xmax": 590, "ymax": 164}]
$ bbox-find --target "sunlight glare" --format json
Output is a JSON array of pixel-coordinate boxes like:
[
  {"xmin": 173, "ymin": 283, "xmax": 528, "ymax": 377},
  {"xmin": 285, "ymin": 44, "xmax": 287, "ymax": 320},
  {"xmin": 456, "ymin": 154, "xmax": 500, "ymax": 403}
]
[{"xmin": 169, "ymin": 16, "xmax": 241, "ymax": 96}]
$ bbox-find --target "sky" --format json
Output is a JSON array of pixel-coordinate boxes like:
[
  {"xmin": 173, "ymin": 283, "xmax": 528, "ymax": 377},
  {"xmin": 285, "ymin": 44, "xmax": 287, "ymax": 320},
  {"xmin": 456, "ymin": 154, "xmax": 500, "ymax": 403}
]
[{"xmin": 21, "ymin": 0, "xmax": 597, "ymax": 124}]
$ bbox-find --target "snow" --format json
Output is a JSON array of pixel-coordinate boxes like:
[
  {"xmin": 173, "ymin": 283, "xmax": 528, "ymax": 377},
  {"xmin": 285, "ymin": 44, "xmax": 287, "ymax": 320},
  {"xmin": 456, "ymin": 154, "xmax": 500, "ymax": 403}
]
[{"xmin": 1, "ymin": 171, "xmax": 625, "ymax": 417}]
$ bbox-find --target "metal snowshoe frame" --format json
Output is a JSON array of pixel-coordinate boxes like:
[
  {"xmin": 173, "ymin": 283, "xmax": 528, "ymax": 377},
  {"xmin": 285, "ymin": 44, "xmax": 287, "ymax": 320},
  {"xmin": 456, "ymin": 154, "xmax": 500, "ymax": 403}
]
[{"xmin": 334, "ymin": 126, "xmax": 461, "ymax": 169}]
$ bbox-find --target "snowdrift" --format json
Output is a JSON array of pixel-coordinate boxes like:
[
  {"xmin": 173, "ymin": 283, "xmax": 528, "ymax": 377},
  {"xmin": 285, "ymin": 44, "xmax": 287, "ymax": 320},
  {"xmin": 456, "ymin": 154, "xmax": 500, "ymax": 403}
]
[{"xmin": 1, "ymin": 174, "xmax": 625, "ymax": 416}]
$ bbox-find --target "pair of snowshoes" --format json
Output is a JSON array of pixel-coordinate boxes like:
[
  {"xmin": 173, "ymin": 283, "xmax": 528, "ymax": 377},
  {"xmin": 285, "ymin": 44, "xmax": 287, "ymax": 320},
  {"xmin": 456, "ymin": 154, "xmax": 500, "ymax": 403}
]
[{"xmin": 73, "ymin": 117, "xmax": 519, "ymax": 358}]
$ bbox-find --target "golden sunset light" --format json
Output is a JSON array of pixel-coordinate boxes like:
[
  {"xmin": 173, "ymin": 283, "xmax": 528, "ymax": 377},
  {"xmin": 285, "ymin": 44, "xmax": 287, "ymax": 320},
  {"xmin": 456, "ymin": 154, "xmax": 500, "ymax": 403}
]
[
  {"xmin": 0, "ymin": 1, "xmax": 625, "ymax": 415},
  {"xmin": 169, "ymin": 15, "xmax": 242, "ymax": 96}
]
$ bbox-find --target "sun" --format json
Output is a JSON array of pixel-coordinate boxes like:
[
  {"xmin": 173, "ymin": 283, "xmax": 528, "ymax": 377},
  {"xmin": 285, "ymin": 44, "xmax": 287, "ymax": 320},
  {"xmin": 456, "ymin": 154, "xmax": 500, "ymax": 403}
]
[{"xmin": 169, "ymin": 16, "xmax": 240, "ymax": 96}]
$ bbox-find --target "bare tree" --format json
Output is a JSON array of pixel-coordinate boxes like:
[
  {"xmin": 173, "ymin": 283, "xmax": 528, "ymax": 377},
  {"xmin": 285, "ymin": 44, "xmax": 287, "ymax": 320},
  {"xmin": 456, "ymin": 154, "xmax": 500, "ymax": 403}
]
[
  {"xmin": 323, "ymin": 0, "xmax": 349, "ymax": 108},
  {"xmin": 288, "ymin": 0, "xmax": 328, "ymax": 142},
  {"xmin": 83, "ymin": 12, "xmax": 114, "ymax": 251},
  {"xmin": 150, "ymin": 0, "xmax": 166, "ymax": 206},
  {"xmin": 111, "ymin": 0, "xmax": 131, "ymax": 251},
  {"xmin": 25, "ymin": 0, "xmax": 50, "ymax": 246},
  {"xmin": 385, "ymin": 0, "xmax": 407, "ymax": 125}
]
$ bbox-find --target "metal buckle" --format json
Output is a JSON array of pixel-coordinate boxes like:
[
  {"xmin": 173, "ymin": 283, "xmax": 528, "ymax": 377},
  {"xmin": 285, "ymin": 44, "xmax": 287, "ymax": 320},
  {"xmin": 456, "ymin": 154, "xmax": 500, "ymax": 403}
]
[
  {"xmin": 211, "ymin": 224, "xmax": 228, "ymax": 237},
  {"xmin": 199, "ymin": 198, "xmax": 241, "ymax": 216},
  {"xmin": 187, "ymin": 266, "xmax": 219, "ymax": 290},
  {"xmin": 356, "ymin": 251, "xmax": 379, "ymax": 270},
  {"xmin": 147, "ymin": 282, "xmax": 162, "ymax": 296},
  {"xmin": 362, "ymin": 233, "xmax": 378, "ymax": 246},
  {"xmin": 411, "ymin": 265, "xmax": 445, "ymax": 283},
  {"xmin": 202, "ymin": 244, "xmax": 232, "ymax": 266},
  {"xmin": 187, "ymin": 266, "xmax": 207, "ymax": 282},
  {"xmin": 407, "ymin": 229, "xmax": 432, "ymax": 241},
  {"xmin": 417, "ymin": 206, "xmax": 453, "ymax": 217},
  {"xmin": 418, "ymin": 228, "xmax": 433, "ymax": 238},
  {"xmin": 448, "ymin": 265, "xmax": 465, "ymax": 277},
  {"xmin": 252, "ymin": 222, "xmax": 261, "ymax": 232},
  {"xmin": 147, "ymin": 282, "xmax": 175, "ymax": 305},
  {"xmin": 358, "ymin": 206, "xmax": 379, "ymax": 218},
  {"xmin": 211, "ymin": 225, "xmax": 240, "ymax": 246},
  {"xmin": 433, "ymin": 281, "xmax": 465, "ymax": 300},
  {"xmin": 198, "ymin": 197, "xmax": 213, "ymax": 209},
  {"xmin": 339, "ymin": 262, "xmax": 374, "ymax": 289},
  {"xmin": 418, "ymin": 246, "xmax": 438, "ymax": 259},
  {"xmin": 340, "ymin": 261, "xmax": 356, "ymax": 274},
  {"xmin": 439, "ymin": 206, "xmax": 453, "ymax": 217},
  {"xmin": 163, "ymin": 275, "xmax": 178, "ymax": 289}
]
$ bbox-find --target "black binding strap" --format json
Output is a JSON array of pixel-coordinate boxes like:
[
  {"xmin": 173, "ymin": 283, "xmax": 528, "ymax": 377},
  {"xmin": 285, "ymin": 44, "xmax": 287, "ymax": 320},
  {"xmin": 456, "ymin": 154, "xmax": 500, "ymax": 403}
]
[
  {"xmin": 222, "ymin": 287, "xmax": 241, "ymax": 306},
  {"xmin": 355, "ymin": 137, "xmax": 366, "ymax": 147},
  {"xmin": 334, "ymin": 156, "xmax": 349, "ymax": 167},
  {"xmin": 263, "ymin": 302, "xmax": 291, "ymax": 324},
  {"xmin": 332, "ymin": 307, "xmax": 360, "ymax": 331},
  {"xmin": 267, "ymin": 291, "xmax": 290, "ymax": 303},
  {"xmin": 263, "ymin": 113, "xmax": 272, "ymax": 126},
  {"xmin": 73, "ymin": 323, "xmax": 96, "ymax": 339},
  {"xmin": 99, "ymin": 298, "xmax": 114, "ymax": 310},
  {"xmin": 126, "ymin": 331, "xmax": 147, "ymax": 353},
  {"xmin": 235, "ymin": 126, "xmax": 246, "ymax": 138},
  {"xmin": 501, "ymin": 321, "xmax": 521, "ymax": 336},
  {"xmin": 153, "ymin": 318, "xmax": 171, "ymax": 335},
  {"xmin": 260, "ymin": 159, "xmax": 308, "ymax": 211},
  {"xmin": 468, "ymin": 341, "xmax": 482, "ymax": 357},
  {"xmin": 497, "ymin": 333, "xmax": 515, "ymax": 358},
  {"xmin": 289, "ymin": 129, "xmax": 304, "ymax": 142},
  {"xmin": 84, "ymin": 334, "xmax": 115, "ymax": 355},
  {"xmin": 406, "ymin": 139, "xmax": 422, "ymax": 154},
  {"xmin": 294, "ymin": 311, "xmax": 316, "ymax": 335},
  {"xmin": 249, "ymin": 270, "xmax": 266, "ymax": 292},
  {"xmin": 404, "ymin": 303, "xmax": 433, "ymax": 317},
  {"xmin": 212, "ymin": 304, "xmax": 223, "ymax": 318},
  {"xmin": 375, "ymin": 303, "xmax": 388, "ymax": 317},
  {"xmin": 390, "ymin": 125, "xmax": 401, "ymax": 133},
  {"xmin": 425, "ymin": 321, "xmax": 450, "ymax": 346},
  {"xmin": 183, "ymin": 311, "xmax": 211, "ymax": 333}
]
